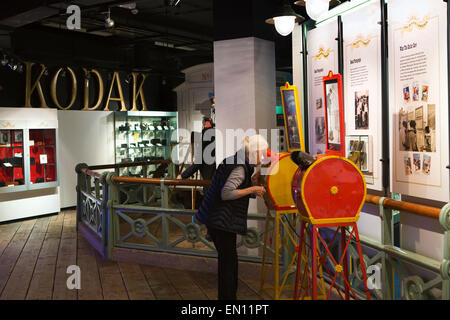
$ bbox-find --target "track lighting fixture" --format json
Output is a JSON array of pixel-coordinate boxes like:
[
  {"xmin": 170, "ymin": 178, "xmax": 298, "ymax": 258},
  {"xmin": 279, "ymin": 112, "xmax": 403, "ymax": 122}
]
[
  {"xmin": 0, "ymin": 54, "xmax": 8, "ymax": 67},
  {"xmin": 105, "ymin": 8, "xmax": 115, "ymax": 28}
]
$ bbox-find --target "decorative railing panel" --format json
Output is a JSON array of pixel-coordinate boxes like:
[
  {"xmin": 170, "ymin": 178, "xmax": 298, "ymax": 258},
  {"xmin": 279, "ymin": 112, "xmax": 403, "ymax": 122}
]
[{"xmin": 75, "ymin": 161, "xmax": 450, "ymax": 300}]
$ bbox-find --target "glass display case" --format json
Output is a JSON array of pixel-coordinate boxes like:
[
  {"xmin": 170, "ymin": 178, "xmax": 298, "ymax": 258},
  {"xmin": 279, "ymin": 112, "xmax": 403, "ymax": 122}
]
[
  {"xmin": 0, "ymin": 123, "xmax": 58, "ymax": 193},
  {"xmin": 0, "ymin": 129, "xmax": 25, "ymax": 189},
  {"xmin": 29, "ymin": 129, "xmax": 57, "ymax": 185},
  {"xmin": 114, "ymin": 111, "xmax": 178, "ymax": 177}
]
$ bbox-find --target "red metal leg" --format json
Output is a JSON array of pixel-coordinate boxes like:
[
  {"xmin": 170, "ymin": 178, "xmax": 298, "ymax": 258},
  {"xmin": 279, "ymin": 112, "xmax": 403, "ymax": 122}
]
[
  {"xmin": 293, "ymin": 220, "xmax": 306, "ymax": 300},
  {"xmin": 341, "ymin": 226, "xmax": 350, "ymax": 300},
  {"xmin": 312, "ymin": 226, "xmax": 317, "ymax": 300}
]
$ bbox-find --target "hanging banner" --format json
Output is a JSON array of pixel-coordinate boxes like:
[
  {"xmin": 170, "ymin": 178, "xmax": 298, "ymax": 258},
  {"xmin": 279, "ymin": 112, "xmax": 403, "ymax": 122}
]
[
  {"xmin": 342, "ymin": 0, "xmax": 383, "ymax": 191},
  {"xmin": 307, "ymin": 19, "xmax": 339, "ymax": 155},
  {"xmin": 389, "ymin": 0, "xmax": 449, "ymax": 202}
]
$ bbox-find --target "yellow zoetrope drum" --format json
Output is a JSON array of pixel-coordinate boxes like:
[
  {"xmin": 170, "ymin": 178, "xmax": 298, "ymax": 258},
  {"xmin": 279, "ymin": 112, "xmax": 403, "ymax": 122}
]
[{"xmin": 261, "ymin": 152, "xmax": 298, "ymax": 210}]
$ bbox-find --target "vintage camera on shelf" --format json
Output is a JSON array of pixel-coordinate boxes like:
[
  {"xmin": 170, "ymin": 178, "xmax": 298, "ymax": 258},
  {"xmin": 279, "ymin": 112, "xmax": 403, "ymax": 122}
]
[
  {"xmin": 138, "ymin": 140, "xmax": 150, "ymax": 147},
  {"xmin": 118, "ymin": 123, "xmax": 131, "ymax": 132},
  {"xmin": 130, "ymin": 143, "xmax": 136, "ymax": 148},
  {"xmin": 140, "ymin": 140, "xmax": 150, "ymax": 146},
  {"xmin": 134, "ymin": 123, "xmax": 141, "ymax": 131},
  {"xmin": 140, "ymin": 123, "xmax": 151, "ymax": 131},
  {"xmin": 1, "ymin": 157, "xmax": 22, "ymax": 168},
  {"xmin": 150, "ymin": 138, "xmax": 162, "ymax": 146}
]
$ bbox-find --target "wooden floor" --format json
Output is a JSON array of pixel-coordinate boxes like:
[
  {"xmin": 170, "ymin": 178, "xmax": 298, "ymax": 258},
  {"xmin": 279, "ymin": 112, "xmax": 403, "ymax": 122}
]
[{"xmin": 0, "ymin": 209, "xmax": 262, "ymax": 300}]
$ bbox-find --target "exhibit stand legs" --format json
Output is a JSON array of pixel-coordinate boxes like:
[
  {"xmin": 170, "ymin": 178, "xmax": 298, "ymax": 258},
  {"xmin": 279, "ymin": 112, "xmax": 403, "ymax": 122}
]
[
  {"xmin": 294, "ymin": 220, "xmax": 371, "ymax": 300},
  {"xmin": 259, "ymin": 208, "xmax": 326, "ymax": 300}
]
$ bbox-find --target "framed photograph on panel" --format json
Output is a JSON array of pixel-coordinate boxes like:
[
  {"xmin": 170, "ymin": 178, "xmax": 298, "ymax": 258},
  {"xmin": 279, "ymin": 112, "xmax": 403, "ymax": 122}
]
[
  {"xmin": 280, "ymin": 82, "xmax": 305, "ymax": 152},
  {"xmin": 323, "ymin": 71, "xmax": 345, "ymax": 156}
]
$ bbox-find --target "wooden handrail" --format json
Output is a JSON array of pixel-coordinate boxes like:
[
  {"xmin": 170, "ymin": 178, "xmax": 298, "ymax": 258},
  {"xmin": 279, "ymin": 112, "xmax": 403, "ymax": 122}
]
[
  {"xmin": 88, "ymin": 159, "xmax": 171, "ymax": 170},
  {"xmin": 112, "ymin": 176, "xmax": 211, "ymax": 187},
  {"xmin": 81, "ymin": 168, "xmax": 102, "ymax": 178},
  {"xmin": 81, "ymin": 161, "xmax": 444, "ymax": 220},
  {"xmin": 365, "ymin": 194, "xmax": 442, "ymax": 219}
]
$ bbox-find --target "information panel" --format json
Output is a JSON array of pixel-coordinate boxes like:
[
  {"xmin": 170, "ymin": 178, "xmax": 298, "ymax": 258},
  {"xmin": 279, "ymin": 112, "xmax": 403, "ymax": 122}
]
[
  {"xmin": 307, "ymin": 19, "xmax": 339, "ymax": 155},
  {"xmin": 280, "ymin": 83, "xmax": 305, "ymax": 152},
  {"xmin": 389, "ymin": 0, "xmax": 449, "ymax": 202},
  {"xmin": 342, "ymin": 0, "xmax": 383, "ymax": 191}
]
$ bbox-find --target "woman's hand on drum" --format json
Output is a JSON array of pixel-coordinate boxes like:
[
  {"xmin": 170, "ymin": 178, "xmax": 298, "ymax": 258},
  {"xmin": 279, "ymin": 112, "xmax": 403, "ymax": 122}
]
[
  {"xmin": 251, "ymin": 186, "xmax": 266, "ymax": 198},
  {"xmin": 251, "ymin": 170, "xmax": 261, "ymax": 185}
]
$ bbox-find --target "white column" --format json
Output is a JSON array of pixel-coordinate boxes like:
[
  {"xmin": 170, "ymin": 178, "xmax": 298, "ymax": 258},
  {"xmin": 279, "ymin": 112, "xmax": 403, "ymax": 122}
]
[{"xmin": 214, "ymin": 36, "xmax": 276, "ymax": 214}]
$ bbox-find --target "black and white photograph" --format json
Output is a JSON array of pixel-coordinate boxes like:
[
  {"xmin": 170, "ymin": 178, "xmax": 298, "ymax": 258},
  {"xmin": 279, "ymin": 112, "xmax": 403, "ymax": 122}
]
[
  {"xmin": 316, "ymin": 98, "xmax": 322, "ymax": 110},
  {"xmin": 346, "ymin": 135, "xmax": 370, "ymax": 173},
  {"xmin": 399, "ymin": 104, "xmax": 436, "ymax": 152},
  {"xmin": 315, "ymin": 116, "xmax": 326, "ymax": 144},
  {"xmin": 14, "ymin": 130, "xmax": 23, "ymax": 143},
  {"xmin": 0, "ymin": 130, "xmax": 10, "ymax": 146},
  {"xmin": 355, "ymin": 90, "xmax": 369, "ymax": 129},
  {"xmin": 325, "ymin": 81, "xmax": 341, "ymax": 148}
]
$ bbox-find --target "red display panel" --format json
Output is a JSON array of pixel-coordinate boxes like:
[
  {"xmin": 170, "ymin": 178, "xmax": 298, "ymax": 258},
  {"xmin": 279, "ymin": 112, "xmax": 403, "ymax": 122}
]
[
  {"xmin": 29, "ymin": 129, "xmax": 57, "ymax": 184},
  {"xmin": 0, "ymin": 129, "xmax": 24, "ymax": 187},
  {"xmin": 322, "ymin": 71, "xmax": 346, "ymax": 157}
]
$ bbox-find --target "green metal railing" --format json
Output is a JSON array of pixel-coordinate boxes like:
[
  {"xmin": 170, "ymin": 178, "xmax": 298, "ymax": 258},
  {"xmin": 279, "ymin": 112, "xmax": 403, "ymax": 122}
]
[
  {"xmin": 75, "ymin": 161, "xmax": 450, "ymax": 300},
  {"xmin": 76, "ymin": 160, "xmax": 272, "ymax": 265}
]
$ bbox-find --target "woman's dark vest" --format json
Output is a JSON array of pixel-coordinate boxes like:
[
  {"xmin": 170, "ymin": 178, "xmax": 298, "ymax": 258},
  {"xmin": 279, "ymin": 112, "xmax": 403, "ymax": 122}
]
[{"xmin": 195, "ymin": 152, "xmax": 254, "ymax": 235}]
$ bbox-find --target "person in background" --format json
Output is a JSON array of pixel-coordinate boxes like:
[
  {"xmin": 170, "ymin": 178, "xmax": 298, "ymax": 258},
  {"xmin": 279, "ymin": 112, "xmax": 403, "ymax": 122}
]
[
  {"xmin": 177, "ymin": 125, "xmax": 216, "ymax": 182},
  {"xmin": 195, "ymin": 134, "xmax": 268, "ymax": 300},
  {"xmin": 400, "ymin": 121, "xmax": 408, "ymax": 151},
  {"xmin": 408, "ymin": 120, "xmax": 418, "ymax": 152}
]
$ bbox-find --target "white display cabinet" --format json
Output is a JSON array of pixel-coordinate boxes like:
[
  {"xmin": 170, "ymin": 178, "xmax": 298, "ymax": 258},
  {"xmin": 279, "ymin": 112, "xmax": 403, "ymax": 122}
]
[{"xmin": 0, "ymin": 108, "xmax": 60, "ymax": 222}]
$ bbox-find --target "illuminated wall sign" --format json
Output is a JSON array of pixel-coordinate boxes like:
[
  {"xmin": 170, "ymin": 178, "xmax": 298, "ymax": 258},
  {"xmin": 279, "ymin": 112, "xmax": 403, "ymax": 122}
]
[{"xmin": 22, "ymin": 62, "xmax": 149, "ymax": 111}]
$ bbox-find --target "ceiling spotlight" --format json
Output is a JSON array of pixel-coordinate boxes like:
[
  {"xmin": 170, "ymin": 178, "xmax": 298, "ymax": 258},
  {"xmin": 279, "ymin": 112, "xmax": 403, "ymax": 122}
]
[
  {"xmin": 8, "ymin": 60, "xmax": 17, "ymax": 71},
  {"xmin": 125, "ymin": 74, "xmax": 132, "ymax": 84},
  {"xmin": 16, "ymin": 63, "xmax": 23, "ymax": 73},
  {"xmin": 43, "ymin": 68, "xmax": 49, "ymax": 76},
  {"xmin": 265, "ymin": 0, "xmax": 304, "ymax": 36},
  {"xmin": 169, "ymin": 0, "xmax": 182, "ymax": 7},
  {"xmin": 60, "ymin": 68, "xmax": 66, "ymax": 77},
  {"xmin": 105, "ymin": 9, "xmax": 115, "ymax": 28},
  {"xmin": 0, "ymin": 55, "xmax": 8, "ymax": 66},
  {"xmin": 295, "ymin": 0, "xmax": 332, "ymax": 21}
]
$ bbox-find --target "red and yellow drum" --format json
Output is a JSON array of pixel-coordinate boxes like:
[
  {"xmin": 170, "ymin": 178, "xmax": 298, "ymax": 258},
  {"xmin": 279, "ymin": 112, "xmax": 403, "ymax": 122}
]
[
  {"xmin": 292, "ymin": 156, "xmax": 366, "ymax": 224},
  {"xmin": 261, "ymin": 152, "xmax": 298, "ymax": 211}
]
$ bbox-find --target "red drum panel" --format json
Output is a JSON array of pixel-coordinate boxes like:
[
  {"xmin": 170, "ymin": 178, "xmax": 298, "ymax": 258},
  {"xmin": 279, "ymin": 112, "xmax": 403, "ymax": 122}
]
[{"xmin": 301, "ymin": 157, "xmax": 365, "ymax": 221}]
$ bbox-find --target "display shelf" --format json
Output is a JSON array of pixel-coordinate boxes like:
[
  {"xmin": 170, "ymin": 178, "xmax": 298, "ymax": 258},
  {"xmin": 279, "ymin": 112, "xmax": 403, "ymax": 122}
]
[
  {"xmin": 29, "ymin": 128, "xmax": 58, "ymax": 187},
  {"xmin": 0, "ymin": 129, "xmax": 25, "ymax": 191},
  {"xmin": 114, "ymin": 111, "xmax": 177, "ymax": 178}
]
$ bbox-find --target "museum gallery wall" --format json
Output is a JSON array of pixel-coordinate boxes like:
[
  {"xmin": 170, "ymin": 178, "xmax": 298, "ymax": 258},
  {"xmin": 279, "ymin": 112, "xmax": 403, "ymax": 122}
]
[
  {"xmin": 307, "ymin": 19, "xmax": 338, "ymax": 157},
  {"xmin": 388, "ymin": 0, "xmax": 449, "ymax": 203},
  {"xmin": 306, "ymin": 0, "xmax": 448, "ymax": 203}
]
